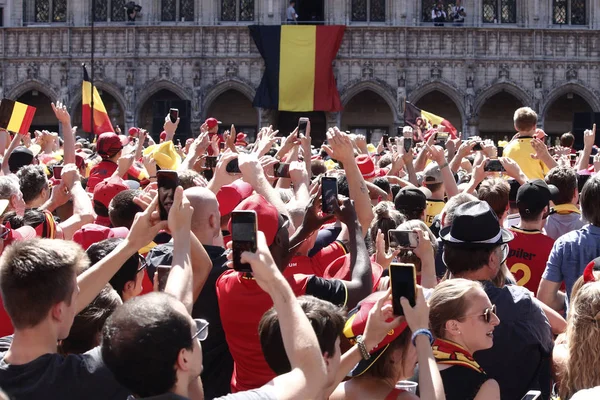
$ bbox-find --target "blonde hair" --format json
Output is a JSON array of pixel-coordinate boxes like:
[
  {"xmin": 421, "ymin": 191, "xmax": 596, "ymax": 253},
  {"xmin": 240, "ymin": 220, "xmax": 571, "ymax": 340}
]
[
  {"xmin": 560, "ymin": 281, "xmax": 600, "ymax": 400},
  {"xmin": 513, "ymin": 107, "xmax": 538, "ymax": 132},
  {"xmin": 396, "ymin": 220, "xmax": 438, "ymax": 272},
  {"xmin": 428, "ymin": 279, "xmax": 483, "ymax": 338},
  {"xmin": 368, "ymin": 202, "xmax": 404, "ymax": 253}
]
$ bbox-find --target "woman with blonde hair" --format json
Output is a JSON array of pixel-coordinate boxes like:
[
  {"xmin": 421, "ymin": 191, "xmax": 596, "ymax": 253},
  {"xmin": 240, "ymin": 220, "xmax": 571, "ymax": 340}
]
[
  {"xmin": 428, "ymin": 279, "xmax": 501, "ymax": 399},
  {"xmin": 554, "ymin": 277, "xmax": 600, "ymax": 399}
]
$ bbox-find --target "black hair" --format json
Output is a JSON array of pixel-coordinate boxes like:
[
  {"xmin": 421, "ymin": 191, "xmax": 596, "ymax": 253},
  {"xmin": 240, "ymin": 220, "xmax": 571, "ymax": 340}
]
[
  {"xmin": 86, "ymin": 238, "xmax": 140, "ymax": 297},
  {"xmin": 336, "ymin": 174, "xmax": 350, "ymax": 197},
  {"xmin": 108, "ymin": 190, "xmax": 143, "ymax": 229},
  {"xmin": 101, "ymin": 292, "xmax": 194, "ymax": 398},
  {"xmin": 373, "ymin": 177, "xmax": 391, "ymax": 195},
  {"xmin": 443, "ymin": 244, "xmax": 497, "ymax": 275}
]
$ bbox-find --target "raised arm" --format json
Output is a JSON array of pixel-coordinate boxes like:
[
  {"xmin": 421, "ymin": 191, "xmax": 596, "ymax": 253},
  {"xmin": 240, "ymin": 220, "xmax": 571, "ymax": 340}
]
[
  {"xmin": 51, "ymin": 101, "xmax": 75, "ymax": 165},
  {"xmin": 2, "ymin": 133, "xmax": 22, "ymax": 175}
]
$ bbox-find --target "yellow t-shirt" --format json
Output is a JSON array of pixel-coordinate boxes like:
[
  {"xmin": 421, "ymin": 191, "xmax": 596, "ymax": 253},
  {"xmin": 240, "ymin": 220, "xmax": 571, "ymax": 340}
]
[
  {"xmin": 502, "ymin": 137, "xmax": 549, "ymax": 180},
  {"xmin": 425, "ymin": 199, "xmax": 445, "ymax": 227}
]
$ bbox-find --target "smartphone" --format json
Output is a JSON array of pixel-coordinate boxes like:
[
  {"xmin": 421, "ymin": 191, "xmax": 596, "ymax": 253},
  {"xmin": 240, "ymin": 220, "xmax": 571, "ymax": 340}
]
[
  {"xmin": 156, "ymin": 265, "xmax": 171, "ymax": 292},
  {"xmin": 219, "ymin": 142, "xmax": 226, "ymax": 150},
  {"xmin": 403, "ymin": 137, "xmax": 413, "ymax": 153},
  {"xmin": 382, "ymin": 133, "xmax": 389, "ymax": 147},
  {"xmin": 231, "ymin": 210, "xmax": 257, "ymax": 273},
  {"xmin": 569, "ymin": 154, "xmax": 577, "ymax": 161},
  {"xmin": 473, "ymin": 142, "xmax": 483, "ymax": 151},
  {"xmin": 298, "ymin": 117, "xmax": 309, "ymax": 136},
  {"xmin": 205, "ymin": 156, "xmax": 218, "ymax": 169},
  {"xmin": 484, "ymin": 159, "xmax": 505, "ymax": 172},
  {"xmin": 388, "ymin": 230, "xmax": 419, "ymax": 249},
  {"xmin": 520, "ymin": 391, "xmax": 541, "ymax": 400},
  {"xmin": 497, "ymin": 146, "xmax": 504, "ymax": 158},
  {"xmin": 389, "ymin": 263, "xmax": 417, "ymax": 316},
  {"xmin": 52, "ymin": 165, "xmax": 63, "ymax": 179},
  {"xmin": 321, "ymin": 176, "xmax": 338, "ymax": 214},
  {"xmin": 226, "ymin": 158, "xmax": 241, "ymax": 174},
  {"xmin": 589, "ymin": 155, "xmax": 595, "ymax": 165},
  {"xmin": 273, "ymin": 162, "xmax": 291, "ymax": 178},
  {"xmin": 157, "ymin": 170, "xmax": 179, "ymax": 220},
  {"xmin": 169, "ymin": 108, "xmax": 179, "ymax": 123}
]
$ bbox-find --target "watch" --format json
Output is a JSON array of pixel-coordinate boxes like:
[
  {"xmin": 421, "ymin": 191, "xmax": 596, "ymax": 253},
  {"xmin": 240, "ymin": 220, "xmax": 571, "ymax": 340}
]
[{"xmin": 356, "ymin": 335, "xmax": 371, "ymax": 360}]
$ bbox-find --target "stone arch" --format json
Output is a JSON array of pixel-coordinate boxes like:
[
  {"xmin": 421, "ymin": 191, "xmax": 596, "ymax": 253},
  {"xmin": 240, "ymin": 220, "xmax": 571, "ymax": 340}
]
[
  {"xmin": 6, "ymin": 80, "xmax": 59, "ymax": 103},
  {"xmin": 473, "ymin": 81, "xmax": 532, "ymax": 116},
  {"xmin": 340, "ymin": 80, "xmax": 399, "ymax": 123},
  {"xmin": 540, "ymin": 82, "xmax": 600, "ymax": 118},
  {"xmin": 135, "ymin": 80, "xmax": 191, "ymax": 123},
  {"xmin": 408, "ymin": 80, "xmax": 466, "ymax": 121},
  {"xmin": 68, "ymin": 81, "xmax": 127, "ymax": 115},
  {"xmin": 202, "ymin": 79, "xmax": 257, "ymax": 120}
]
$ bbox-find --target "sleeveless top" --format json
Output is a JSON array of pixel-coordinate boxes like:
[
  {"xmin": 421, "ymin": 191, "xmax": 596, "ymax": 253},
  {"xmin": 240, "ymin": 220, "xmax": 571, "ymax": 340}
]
[
  {"xmin": 439, "ymin": 366, "xmax": 488, "ymax": 400},
  {"xmin": 384, "ymin": 388, "xmax": 406, "ymax": 400}
]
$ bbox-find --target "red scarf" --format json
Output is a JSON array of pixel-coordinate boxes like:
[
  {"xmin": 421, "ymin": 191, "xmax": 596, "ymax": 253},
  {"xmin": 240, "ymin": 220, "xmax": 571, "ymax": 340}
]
[{"xmin": 432, "ymin": 338, "xmax": 484, "ymax": 373}]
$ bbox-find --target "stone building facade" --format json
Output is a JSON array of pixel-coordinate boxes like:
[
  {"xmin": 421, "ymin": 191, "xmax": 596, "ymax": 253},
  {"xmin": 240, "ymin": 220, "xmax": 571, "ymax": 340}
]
[{"xmin": 1, "ymin": 0, "xmax": 600, "ymax": 144}]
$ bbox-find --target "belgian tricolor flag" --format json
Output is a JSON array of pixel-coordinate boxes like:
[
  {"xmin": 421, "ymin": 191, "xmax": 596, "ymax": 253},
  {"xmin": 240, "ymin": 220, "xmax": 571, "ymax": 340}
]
[
  {"xmin": 404, "ymin": 101, "xmax": 458, "ymax": 138},
  {"xmin": 249, "ymin": 25, "xmax": 345, "ymax": 112},
  {"xmin": 0, "ymin": 99, "xmax": 36, "ymax": 135},
  {"xmin": 82, "ymin": 65, "xmax": 114, "ymax": 135}
]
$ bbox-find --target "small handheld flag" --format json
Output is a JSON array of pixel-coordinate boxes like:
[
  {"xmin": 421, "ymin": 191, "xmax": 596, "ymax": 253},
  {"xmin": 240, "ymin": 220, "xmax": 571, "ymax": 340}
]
[
  {"xmin": 82, "ymin": 64, "xmax": 114, "ymax": 135},
  {"xmin": 404, "ymin": 101, "xmax": 458, "ymax": 139},
  {"xmin": 0, "ymin": 99, "xmax": 36, "ymax": 135}
]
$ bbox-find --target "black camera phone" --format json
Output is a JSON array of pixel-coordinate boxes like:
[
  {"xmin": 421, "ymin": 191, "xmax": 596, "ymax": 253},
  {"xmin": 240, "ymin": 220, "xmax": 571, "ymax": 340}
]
[
  {"xmin": 157, "ymin": 170, "xmax": 179, "ymax": 220},
  {"xmin": 205, "ymin": 156, "xmax": 218, "ymax": 169},
  {"xmin": 484, "ymin": 159, "xmax": 505, "ymax": 172},
  {"xmin": 226, "ymin": 158, "xmax": 241, "ymax": 174},
  {"xmin": 389, "ymin": 263, "xmax": 417, "ymax": 316},
  {"xmin": 231, "ymin": 210, "xmax": 257, "ymax": 273},
  {"xmin": 274, "ymin": 162, "xmax": 291, "ymax": 178},
  {"xmin": 298, "ymin": 117, "xmax": 309, "ymax": 137},
  {"xmin": 169, "ymin": 108, "xmax": 179, "ymax": 124},
  {"xmin": 321, "ymin": 176, "xmax": 338, "ymax": 214}
]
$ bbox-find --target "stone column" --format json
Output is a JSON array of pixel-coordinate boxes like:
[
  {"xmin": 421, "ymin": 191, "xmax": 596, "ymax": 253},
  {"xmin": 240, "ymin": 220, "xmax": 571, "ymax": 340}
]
[{"xmin": 124, "ymin": 61, "xmax": 136, "ymax": 128}]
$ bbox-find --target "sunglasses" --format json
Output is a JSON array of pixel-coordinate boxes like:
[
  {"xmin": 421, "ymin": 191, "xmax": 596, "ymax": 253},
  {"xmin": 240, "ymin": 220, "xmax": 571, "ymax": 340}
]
[
  {"xmin": 461, "ymin": 304, "xmax": 497, "ymax": 324},
  {"xmin": 192, "ymin": 319, "xmax": 209, "ymax": 341},
  {"xmin": 137, "ymin": 255, "xmax": 147, "ymax": 273},
  {"xmin": 0, "ymin": 225, "xmax": 10, "ymax": 241}
]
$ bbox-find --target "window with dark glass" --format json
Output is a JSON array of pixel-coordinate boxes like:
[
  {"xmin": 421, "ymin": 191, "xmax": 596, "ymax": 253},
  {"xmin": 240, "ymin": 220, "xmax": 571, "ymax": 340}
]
[
  {"xmin": 93, "ymin": 0, "xmax": 128, "ymax": 22},
  {"xmin": 482, "ymin": 0, "xmax": 516, "ymax": 23},
  {"xmin": 553, "ymin": 0, "xmax": 586, "ymax": 25},
  {"xmin": 161, "ymin": 0, "xmax": 194, "ymax": 21},
  {"xmin": 23, "ymin": 0, "xmax": 67, "ymax": 23},
  {"xmin": 221, "ymin": 0, "xmax": 254, "ymax": 21},
  {"xmin": 421, "ymin": 0, "xmax": 455, "ymax": 23},
  {"xmin": 351, "ymin": 0, "xmax": 385, "ymax": 22}
]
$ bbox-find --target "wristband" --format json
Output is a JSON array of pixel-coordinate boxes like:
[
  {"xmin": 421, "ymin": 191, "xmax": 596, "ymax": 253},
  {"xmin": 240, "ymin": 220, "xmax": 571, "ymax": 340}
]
[
  {"xmin": 411, "ymin": 328, "xmax": 434, "ymax": 346},
  {"xmin": 356, "ymin": 335, "xmax": 371, "ymax": 360},
  {"xmin": 439, "ymin": 162, "xmax": 449, "ymax": 170}
]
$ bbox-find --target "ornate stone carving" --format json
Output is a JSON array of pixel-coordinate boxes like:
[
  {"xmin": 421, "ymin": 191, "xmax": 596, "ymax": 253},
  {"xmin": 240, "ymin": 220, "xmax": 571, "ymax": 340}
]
[
  {"xmin": 225, "ymin": 60, "xmax": 238, "ymax": 78},
  {"xmin": 93, "ymin": 61, "xmax": 104, "ymax": 79},
  {"xmin": 534, "ymin": 64, "xmax": 543, "ymax": 89},
  {"xmin": 567, "ymin": 64, "xmax": 578, "ymax": 81},
  {"xmin": 362, "ymin": 61, "xmax": 374, "ymax": 79},
  {"xmin": 466, "ymin": 64, "xmax": 475, "ymax": 89},
  {"xmin": 159, "ymin": 62, "xmax": 171, "ymax": 79},
  {"xmin": 193, "ymin": 62, "xmax": 202, "ymax": 87},
  {"xmin": 430, "ymin": 62, "xmax": 442, "ymax": 79},
  {"xmin": 26, "ymin": 63, "xmax": 39, "ymax": 80},
  {"xmin": 59, "ymin": 61, "xmax": 68, "ymax": 88},
  {"xmin": 398, "ymin": 69, "xmax": 406, "ymax": 88},
  {"xmin": 498, "ymin": 63, "xmax": 510, "ymax": 79}
]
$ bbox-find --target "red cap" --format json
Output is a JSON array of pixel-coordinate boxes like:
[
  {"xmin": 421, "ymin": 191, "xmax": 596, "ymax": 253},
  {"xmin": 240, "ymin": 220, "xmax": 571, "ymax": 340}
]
[
  {"xmin": 3, "ymin": 222, "xmax": 36, "ymax": 247},
  {"xmin": 75, "ymin": 154, "xmax": 85, "ymax": 170},
  {"xmin": 128, "ymin": 127, "xmax": 140, "ymax": 137},
  {"xmin": 217, "ymin": 180, "xmax": 254, "ymax": 216},
  {"xmin": 97, "ymin": 132, "xmax": 128, "ymax": 158},
  {"xmin": 205, "ymin": 118, "xmax": 222, "ymax": 129},
  {"xmin": 356, "ymin": 154, "xmax": 376, "ymax": 179},
  {"xmin": 228, "ymin": 194, "xmax": 279, "ymax": 246},
  {"xmin": 235, "ymin": 132, "xmax": 248, "ymax": 146},
  {"xmin": 93, "ymin": 176, "xmax": 129, "ymax": 210},
  {"xmin": 160, "ymin": 131, "xmax": 167, "ymax": 142},
  {"xmin": 324, "ymin": 254, "xmax": 384, "ymax": 292},
  {"xmin": 73, "ymin": 223, "xmax": 129, "ymax": 250}
]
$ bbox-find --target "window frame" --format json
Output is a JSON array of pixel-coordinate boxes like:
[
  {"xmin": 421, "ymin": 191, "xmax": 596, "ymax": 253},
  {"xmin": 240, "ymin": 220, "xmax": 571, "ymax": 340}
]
[
  {"xmin": 220, "ymin": 0, "xmax": 255, "ymax": 23},
  {"xmin": 481, "ymin": 0, "xmax": 517, "ymax": 24},
  {"xmin": 23, "ymin": 0, "xmax": 68, "ymax": 25},
  {"xmin": 160, "ymin": 0, "xmax": 195, "ymax": 22},
  {"xmin": 551, "ymin": 0, "xmax": 587, "ymax": 26},
  {"xmin": 350, "ymin": 0, "xmax": 387, "ymax": 23},
  {"xmin": 92, "ymin": 0, "xmax": 129, "ymax": 23}
]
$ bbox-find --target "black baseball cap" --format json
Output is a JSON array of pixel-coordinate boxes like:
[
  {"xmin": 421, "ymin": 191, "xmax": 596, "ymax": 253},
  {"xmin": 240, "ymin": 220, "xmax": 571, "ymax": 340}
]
[
  {"xmin": 8, "ymin": 146, "xmax": 34, "ymax": 173},
  {"xmin": 394, "ymin": 187, "xmax": 427, "ymax": 214},
  {"xmin": 516, "ymin": 179, "xmax": 559, "ymax": 216}
]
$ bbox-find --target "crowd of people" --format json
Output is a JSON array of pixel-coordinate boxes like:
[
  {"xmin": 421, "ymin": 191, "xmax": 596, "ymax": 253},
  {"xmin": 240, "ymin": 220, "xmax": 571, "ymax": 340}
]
[{"xmin": 0, "ymin": 102, "xmax": 598, "ymax": 400}]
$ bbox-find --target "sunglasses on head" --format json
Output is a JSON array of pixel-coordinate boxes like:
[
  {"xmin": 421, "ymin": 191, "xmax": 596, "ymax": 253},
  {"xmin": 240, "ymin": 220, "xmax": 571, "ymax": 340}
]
[
  {"xmin": 137, "ymin": 254, "xmax": 147, "ymax": 273},
  {"xmin": 192, "ymin": 319, "xmax": 209, "ymax": 342}
]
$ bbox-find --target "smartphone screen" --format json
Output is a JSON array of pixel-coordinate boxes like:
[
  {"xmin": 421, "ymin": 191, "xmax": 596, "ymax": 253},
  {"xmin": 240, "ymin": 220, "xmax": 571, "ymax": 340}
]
[
  {"xmin": 231, "ymin": 211, "xmax": 257, "ymax": 273},
  {"xmin": 53, "ymin": 165, "xmax": 63, "ymax": 179},
  {"xmin": 403, "ymin": 137, "xmax": 413, "ymax": 153},
  {"xmin": 157, "ymin": 170, "xmax": 179, "ymax": 220},
  {"xmin": 298, "ymin": 117, "xmax": 309, "ymax": 136},
  {"xmin": 205, "ymin": 156, "xmax": 218, "ymax": 169},
  {"xmin": 169, "ymin": 108, "xmax": 179, "ymax": 123},
  {"xmin": 273, "ymin": 162, "xmax": 291, "ymax": 178},
  {"xmin": 388, "ymin": 230, "xmax": 419, "ymax": 249},
  {"xmin": 219, "ymin": 142, "xmax": 226, "ymax": 151},
  {"xmin": 389, "ymin": 263, "xmax": 417, "ymax": 316},
  {"xmin": 156, "ymin": 265, "xmax": 171, "ymax": 292},
  {"xmin": 382, "ymin": 133, "xmax": 389, "ymax": 147},
  {"xmin": 484, "ymin": 159, "xmax": 505, "ymax": 172},
  {"xmin": 321, "ymin": 177, "xmax": 338, "ymax": 214},
  {"xmin": 520, "ymin": 391, "xmax": 541, "ymax": 400},
  {"xmin": 473, "ymin": 142, "xmax": 483, "ymax": 151},
  {"xmin": 226, "ymin": 158, "xmax": 241, "ymax": 174}
]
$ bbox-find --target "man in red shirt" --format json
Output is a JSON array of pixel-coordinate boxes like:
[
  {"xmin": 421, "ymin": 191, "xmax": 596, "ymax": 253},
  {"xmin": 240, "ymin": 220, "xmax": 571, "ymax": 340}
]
[
  {"xmin": 506, "ymin": 179, "xmax": 558, "ymax": 293},
  {"xmin": 86, "ymin": 132, "xmax": 128, "ymax": 192},
  {"xmin": 216, "ymin": 194, "xmax": 372, "ymax": 393},
  {"xmin": 205, "ymin": 117, "xmax": 222, "ymax": 156}
]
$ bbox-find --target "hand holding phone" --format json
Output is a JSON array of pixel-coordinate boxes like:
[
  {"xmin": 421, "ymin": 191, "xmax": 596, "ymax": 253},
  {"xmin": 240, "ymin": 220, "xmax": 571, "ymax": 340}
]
[
  {"xmin": 226, "ymin": 158, "xmax": 241, "ymax": 174},
  {"xmin": 273, "ymin": 162, "xmax": 291, "ymax": 178},
  {"xmin": 484, "ymin": 159, "xmax": 505, "ymax": 172},
  {"xmin": 156, "ymin": 265, "xmax": 171, "ymax": 292},
  {"xmin": 473, "ymin": 142, "xmax": 483, "ymax": 151},
  {"xmin": 169, "ymin": 108, "xmax": 179, "ymax": 124},
  {"xmin": 298, "ymin": 117, "xmax": 309, "ymax": 137},
  {"xmin": 321, "ymin": 177, "xmax": 338, "ymax": 214},
  {"xmin": 520, "ymin": 391, "xmax": 541, "ymax": 400},
  {"xmin": 157, "ymin": 170, "xmax": 179, "ymax": 220},
  {"xmin": 205, "ymin": 156, "xmax": 218, "ymax": 169},
  {"xmin": 390, "ymin": 263, "xmax": 417, "ymax": 316},
  {"xmin": 231, "ymin": 211, "xmax": 257, "ymax": 273},
  {"xmin": 52, "ymin": 165, "xmax": 63, "ymax": 180},
  {"xmin": 388, "ymin": 230, "xmax": 419, "ymax": 249}
]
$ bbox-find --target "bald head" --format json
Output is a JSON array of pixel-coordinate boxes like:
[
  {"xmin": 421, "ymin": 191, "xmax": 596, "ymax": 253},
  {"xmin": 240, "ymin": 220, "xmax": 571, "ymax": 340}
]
[{"xmin": 184, "ymin": 187, "xmax": 220, "ymax": 240}]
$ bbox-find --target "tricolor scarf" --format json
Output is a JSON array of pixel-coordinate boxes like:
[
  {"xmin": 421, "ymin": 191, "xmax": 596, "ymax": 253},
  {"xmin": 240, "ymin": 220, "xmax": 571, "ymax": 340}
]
[
  {"xmin": 432, "ymin": 338, "xmax": 484, "ymax": 373},
  {"xmin": 34, "ymin": 210, "xmax": 57, "ymax": 239}
]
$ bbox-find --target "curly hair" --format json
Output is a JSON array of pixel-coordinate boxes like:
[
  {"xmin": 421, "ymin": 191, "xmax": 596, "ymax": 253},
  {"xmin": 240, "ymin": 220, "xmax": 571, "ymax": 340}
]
[
  {"xmin": 368, "ymin": 202, "xmax": 405, "ymax": 254},
  {"xmin": 560, "ymin": 281, "xmax": 600, "ymax": 399}
]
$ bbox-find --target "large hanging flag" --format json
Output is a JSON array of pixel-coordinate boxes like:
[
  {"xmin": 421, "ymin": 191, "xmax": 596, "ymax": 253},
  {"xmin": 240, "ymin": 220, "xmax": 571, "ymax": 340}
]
[
  {"xmin": 404, "ymin": 101, "xmax": 458, "ymax": 138},
  {"xmin": 82, "ymin": 64, "xmax": 114, "ymax": 135},
  {"xmin": 249, "ymin": 25, "xmax": 345, "ymax": 112},
  {"xmin": 0, "ymin": 99, "xmax": 36, "ymax": 135}
]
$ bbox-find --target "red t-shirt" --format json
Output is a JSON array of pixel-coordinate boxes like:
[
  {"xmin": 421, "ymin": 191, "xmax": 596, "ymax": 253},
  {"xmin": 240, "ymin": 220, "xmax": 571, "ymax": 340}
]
[
  {"xmin": 506, "ymin": 227, "xmax": 555, "ymax": 293},
  {"xmin": 216, "ymin": 270, "xmax": 346, "ymax": 392},
  {"xmin": 284, "ymin": 241, "xmax": 346, "ymax": 278},
  {"xmin": 0, "ymin": 299, "xmax": 13, "ymax": 337},
  {"xmin": 87, "ymin": 160, "xmax": 145, "ymax": 193}
]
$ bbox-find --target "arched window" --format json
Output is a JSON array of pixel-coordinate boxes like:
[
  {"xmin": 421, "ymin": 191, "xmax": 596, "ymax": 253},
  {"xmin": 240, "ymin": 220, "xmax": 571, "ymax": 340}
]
[
  {"xmin": 553, "ymin": 0, "xmax": 586, "ymax": 25},
  {"xmin": 161, "ymin": 0, "xmax": 194, "ymax": 21},
  {"xmin": 23, "ymin": 0, "xmax": 67, "ymax": 23},
  {"xmin": 351, "ymin": 0, "xmax": 386, "ymax": 22},
  {"xmin": 93, "ymin": 0, "xmax": 127, "ymax": 22},
  {"xmin": 221, "ymin": 0, "xmax": 254, "ymax": 21},
  {"xmin": 482, "ymin": 0, "xmax": 516, "ymax": 23}
]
